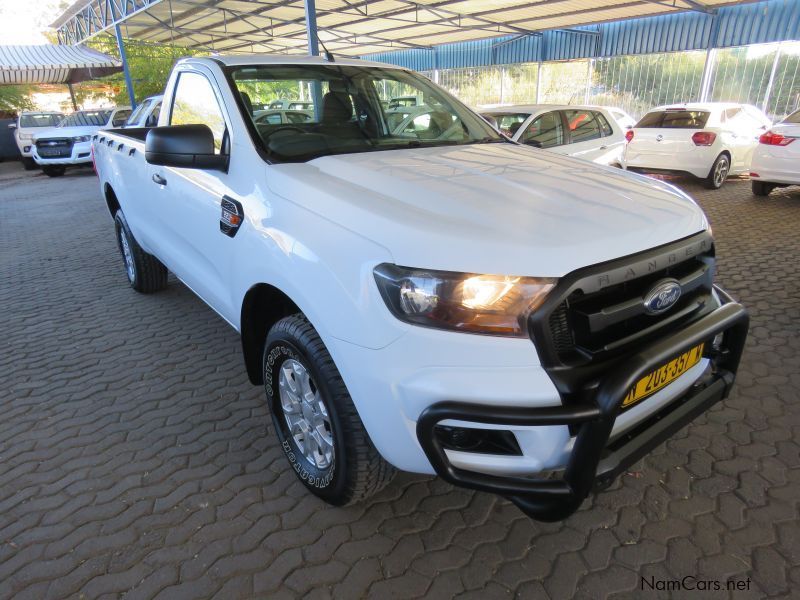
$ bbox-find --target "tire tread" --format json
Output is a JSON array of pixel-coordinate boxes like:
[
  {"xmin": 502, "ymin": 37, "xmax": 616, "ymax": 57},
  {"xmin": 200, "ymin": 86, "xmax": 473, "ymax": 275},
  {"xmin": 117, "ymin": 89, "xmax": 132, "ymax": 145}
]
[{"xmin": 269, "ymin": 314, "xmax": 395, "ymax": 504}]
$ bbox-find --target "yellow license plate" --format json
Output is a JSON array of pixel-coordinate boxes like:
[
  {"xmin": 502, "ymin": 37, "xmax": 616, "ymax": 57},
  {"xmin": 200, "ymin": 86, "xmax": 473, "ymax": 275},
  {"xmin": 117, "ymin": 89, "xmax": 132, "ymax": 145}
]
[{"xmin": 622, "ymin": 343, "xmax": 705, "ymax": 410}]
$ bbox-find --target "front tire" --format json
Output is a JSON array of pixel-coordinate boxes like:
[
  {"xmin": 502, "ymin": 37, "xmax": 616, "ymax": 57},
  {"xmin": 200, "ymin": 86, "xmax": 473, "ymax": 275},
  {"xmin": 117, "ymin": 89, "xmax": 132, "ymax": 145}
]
[
  {"xmin": 703, "ymin": 153, "xmax": 730, "ymax": 189},
  {"xmin": 22, "ymin": 157, "xmax": 36, "ymax": 170},
  {"xmin": 751, "ymin": 180, "xmax": 775, "ymax": 196},
  {"xmin": 263, "ymin": 314, "xmax": 394, "ymax": 505},
  {"xmin": 42, "ymin": 165, "xmax": 66, "ymax": 177},
  {"xmin": 113, "ymin": 211, "xmax": 168, "ymax": 293}
]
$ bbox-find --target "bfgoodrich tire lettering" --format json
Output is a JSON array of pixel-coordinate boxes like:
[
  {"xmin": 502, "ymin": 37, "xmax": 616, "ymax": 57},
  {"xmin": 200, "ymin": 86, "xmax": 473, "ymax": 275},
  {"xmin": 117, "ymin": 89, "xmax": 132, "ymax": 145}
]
[
  {"xmin": 113, "ymin": 211, "xmax": 168, "ymax": 294},
  {"xmin": 264, "ymin": 314, "xmax": 394, "ymax": 505}
]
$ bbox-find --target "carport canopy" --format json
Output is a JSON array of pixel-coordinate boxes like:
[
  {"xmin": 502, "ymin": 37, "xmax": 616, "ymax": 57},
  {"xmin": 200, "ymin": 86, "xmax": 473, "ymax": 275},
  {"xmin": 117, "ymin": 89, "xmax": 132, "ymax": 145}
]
[
  {"xmin": 52, "ymin": 0, "xmax": 749, "ymax": 57},
  {"xmin": 0, "ymin": 44, "xmax": 122, "ymax": 85}
]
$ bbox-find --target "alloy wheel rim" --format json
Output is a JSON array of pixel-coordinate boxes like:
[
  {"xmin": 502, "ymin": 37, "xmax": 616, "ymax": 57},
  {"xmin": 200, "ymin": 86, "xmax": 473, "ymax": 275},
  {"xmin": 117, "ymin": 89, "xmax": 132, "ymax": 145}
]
[
  {"xmin": 714, "ymin": 158, "xmax": 729, "ymax": 186},
  {"xmin": 119, "ymin": 229, "xmax": 135, "ymax": 282},
  {"xmin": 278, "ymin": 358, "xmax": 334, "ymax": 469}
]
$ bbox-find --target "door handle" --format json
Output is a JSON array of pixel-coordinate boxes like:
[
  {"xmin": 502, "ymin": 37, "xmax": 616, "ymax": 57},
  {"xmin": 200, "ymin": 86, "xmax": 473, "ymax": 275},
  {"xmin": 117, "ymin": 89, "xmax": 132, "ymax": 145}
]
[
  {"xmin": 599, "ymin": 145, "xmax": 608, "ymax": 150},
  {"xmin": 152, "ymin": 173, "xmax": 167, "ymax": 186}
]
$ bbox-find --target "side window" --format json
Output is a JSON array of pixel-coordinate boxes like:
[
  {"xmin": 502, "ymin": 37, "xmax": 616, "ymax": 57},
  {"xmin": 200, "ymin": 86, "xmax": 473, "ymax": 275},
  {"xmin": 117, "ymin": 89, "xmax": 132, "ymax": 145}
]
[
  {"xmin": 596, "ymin": 112, "xmax": 614, "ymax": 136},
  {"xmin": 563, "ymin": 109, "xmax": 602, "ymax": 143},
  {"xmin": 521, "ymin": 111, "xmax": 564, "ymax": 148},
  {"xmin": 171, "ymin": 71, "xmax": 227, "ymax": 153}
]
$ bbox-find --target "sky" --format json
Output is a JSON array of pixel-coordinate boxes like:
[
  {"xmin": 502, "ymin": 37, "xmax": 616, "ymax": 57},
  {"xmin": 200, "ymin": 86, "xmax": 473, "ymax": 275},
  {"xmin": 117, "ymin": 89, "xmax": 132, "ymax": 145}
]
[{"xmin": 0, "ymin": 0, "xmax": 68, "ymax": 45}]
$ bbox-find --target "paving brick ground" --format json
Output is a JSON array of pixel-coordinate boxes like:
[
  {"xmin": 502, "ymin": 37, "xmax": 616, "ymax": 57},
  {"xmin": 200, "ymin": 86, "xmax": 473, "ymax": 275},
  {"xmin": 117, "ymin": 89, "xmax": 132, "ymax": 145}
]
[{"xmin": 0, "ymin": 161, "xmax": 798, "ymax": 599}]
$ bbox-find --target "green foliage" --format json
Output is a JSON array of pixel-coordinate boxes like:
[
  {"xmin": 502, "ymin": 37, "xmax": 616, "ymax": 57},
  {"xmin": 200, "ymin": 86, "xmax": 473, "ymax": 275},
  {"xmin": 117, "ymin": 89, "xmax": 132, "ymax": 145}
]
[
  {"xmin": 76, "ymin": 36, "xmax": 207, "ymax": 105},
  {"xmin": 0, "ymin": 85, "xmax": 35, "ymax": 112}
]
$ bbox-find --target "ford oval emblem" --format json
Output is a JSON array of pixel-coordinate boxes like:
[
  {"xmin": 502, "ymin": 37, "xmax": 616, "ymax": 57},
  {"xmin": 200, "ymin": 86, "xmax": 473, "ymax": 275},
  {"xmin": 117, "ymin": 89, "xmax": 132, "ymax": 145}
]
[{"xmin": 643, "ymin": 279, "xmax": 682, "ymax": 315}]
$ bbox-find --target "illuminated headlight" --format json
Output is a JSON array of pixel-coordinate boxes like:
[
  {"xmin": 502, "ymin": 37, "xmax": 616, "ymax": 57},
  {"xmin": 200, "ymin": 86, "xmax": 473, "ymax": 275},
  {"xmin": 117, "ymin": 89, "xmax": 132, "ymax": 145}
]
[
  {"xmin": 73, "ymin": 135, "xmax": 91, "ymax": 142},
  {"xmin": 374, "ymin": 264, "xmax": 556, "ymax": 337}
]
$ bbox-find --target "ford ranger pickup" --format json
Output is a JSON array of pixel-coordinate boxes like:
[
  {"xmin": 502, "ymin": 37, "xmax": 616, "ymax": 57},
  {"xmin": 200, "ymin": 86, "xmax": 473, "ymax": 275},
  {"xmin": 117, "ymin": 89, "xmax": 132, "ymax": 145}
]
[{"xmin": 92, "ymin": 55, "xmax": 749, "ymax": 521}]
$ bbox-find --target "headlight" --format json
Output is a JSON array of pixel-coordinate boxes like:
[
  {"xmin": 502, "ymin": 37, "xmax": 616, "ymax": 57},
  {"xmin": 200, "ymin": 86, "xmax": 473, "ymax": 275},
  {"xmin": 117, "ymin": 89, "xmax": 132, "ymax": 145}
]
[
  {"xmin": 374, "ymin": 264, "xmax": 556, "ymax": 337},
  {"xmin": 18, "ymin": 133, "xmax": 33, "ymax": 141},
  {"xmin": 73, "ymin": 135, "xmax": 91, "ymax": 142}
]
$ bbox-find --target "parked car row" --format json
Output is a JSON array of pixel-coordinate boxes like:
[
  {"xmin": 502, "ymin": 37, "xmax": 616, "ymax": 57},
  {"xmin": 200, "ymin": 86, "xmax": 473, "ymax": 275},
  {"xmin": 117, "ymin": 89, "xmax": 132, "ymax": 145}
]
[
  {"xmin": 479, "ymin": 100, "xmax": 800, "ymax": 192},
  {"xmin": 8, "ymin": 99, "xmax": 166, "ymax": 177}
]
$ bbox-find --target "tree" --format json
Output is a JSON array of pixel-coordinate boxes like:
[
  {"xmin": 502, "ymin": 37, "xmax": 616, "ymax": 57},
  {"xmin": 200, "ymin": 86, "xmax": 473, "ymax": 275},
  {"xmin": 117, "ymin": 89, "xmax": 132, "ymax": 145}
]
[
  {"xmin": 0, "ymin": 85, "xmax": 35, "ymax": 113},
  {"xmin": 76, "ymin": 35, "xmax": 206, "ymax": 106}
]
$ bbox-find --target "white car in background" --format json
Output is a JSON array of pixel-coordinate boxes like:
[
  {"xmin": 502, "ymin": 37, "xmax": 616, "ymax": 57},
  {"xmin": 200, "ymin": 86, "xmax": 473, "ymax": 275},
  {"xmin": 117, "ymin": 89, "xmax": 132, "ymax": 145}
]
[
  {"xmin": 624, "ymin": 103, "xmax": 771, "ymax": 189},
  {"xmin": 481, "ymin": 105, "xmax": 627, "ymax": 166},
  {"xmin": 605, "ymin": 107, "xmax": 637, "ymax": 130},
  {"xmin": 750, "ymin": 109, "xmax": 800, "ymax": 196},
  {"xmin": 8, "ymin": 111, "xmax": 63, "ymax": 170},
  {"xmin": 124, "ymin": 95, "xmax": 163, "ymax": 128},
  {"xmin": 32, "ymin": 107, "xmax": 131, "ymax": 177}
]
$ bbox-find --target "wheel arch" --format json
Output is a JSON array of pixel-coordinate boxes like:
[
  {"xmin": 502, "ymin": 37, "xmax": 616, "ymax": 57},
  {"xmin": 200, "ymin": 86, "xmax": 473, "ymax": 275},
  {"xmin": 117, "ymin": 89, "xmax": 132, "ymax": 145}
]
[{"xmin": 240, "ymin": 282, "xmax": 302, "ymax": 385}]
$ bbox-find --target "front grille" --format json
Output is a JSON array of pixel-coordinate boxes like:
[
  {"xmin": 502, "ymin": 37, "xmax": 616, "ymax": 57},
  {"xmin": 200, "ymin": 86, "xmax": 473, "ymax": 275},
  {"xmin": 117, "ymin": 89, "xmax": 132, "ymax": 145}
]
[
  {"xmin": 532, "ymin": 232, "xmax": 716, "ymax": 369},
  {"xmin": 36, "ymin": 138, "xmax": 73, "ymax": 158}
]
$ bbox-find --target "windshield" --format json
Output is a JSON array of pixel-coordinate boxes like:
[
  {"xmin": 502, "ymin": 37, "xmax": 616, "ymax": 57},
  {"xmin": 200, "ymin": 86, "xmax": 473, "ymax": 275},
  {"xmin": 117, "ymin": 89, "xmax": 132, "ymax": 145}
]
[
  {"xmin": 58, "ymin": 110, "xmax": 111, "ymax": 128},
  {"xmin": 227, "ymin": 65, "xmax": 504, "ymax": 163},
  {"xmin": 126, "ymin": 100, "xmax": 151, "ymax": 125},
  {"xmin": 483, "ymin": 113, "xmax": 530, "ymax": 137},
  {"xmin": 636, "ymin": 110, "xmax": 710, "ymax": 129},
  {"xmin": 20, "ymin": 113, "xmax": 61, "ymax": 127}
]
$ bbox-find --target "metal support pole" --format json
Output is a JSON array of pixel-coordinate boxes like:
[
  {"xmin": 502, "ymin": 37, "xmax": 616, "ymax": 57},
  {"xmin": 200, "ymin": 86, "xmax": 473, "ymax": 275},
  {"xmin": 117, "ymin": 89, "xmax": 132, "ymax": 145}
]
[
  {"xmin": 535, "ymin": 61, "xmax": 542, "ymax": 104},
  {"xmin": 304, "ymin": 0, "xmax": 322, "ymax": 120},
  {"xmin": 304, "ymin": 0, "xmax": 319, "ymax": 56},
  {"xmin": 698, "ymin": 15, "xmax": 719, "ymax": 102},
  {"xmin": 761, "ymin": 42, "xmax": 783, "ymax": 114},
  {"xmin": 115, "ymin": 24, "xmax": 136, "ymax": 110},
  {"xmin": 584, "ymin": 59, "xmax": 593, "ymax": 104},
  {"xmin": 67, "ymin": 83, "xmax": 78, "ymax": 111}
]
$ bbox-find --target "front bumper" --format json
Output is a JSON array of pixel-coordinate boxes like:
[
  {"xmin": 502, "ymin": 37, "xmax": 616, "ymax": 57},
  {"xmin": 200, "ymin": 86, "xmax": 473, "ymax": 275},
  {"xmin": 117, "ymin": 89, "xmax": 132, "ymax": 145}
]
[{"xmin": 416, "ymin": 293, "xmax": 748, "ymax": 521}]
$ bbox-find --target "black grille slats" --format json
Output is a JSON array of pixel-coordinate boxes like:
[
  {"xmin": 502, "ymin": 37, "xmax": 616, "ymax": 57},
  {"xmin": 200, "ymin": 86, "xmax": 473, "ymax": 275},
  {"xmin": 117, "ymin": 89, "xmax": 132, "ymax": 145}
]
[{"xmin": 540, "ymin": 235, "xmax": 716, "ymax": 366}]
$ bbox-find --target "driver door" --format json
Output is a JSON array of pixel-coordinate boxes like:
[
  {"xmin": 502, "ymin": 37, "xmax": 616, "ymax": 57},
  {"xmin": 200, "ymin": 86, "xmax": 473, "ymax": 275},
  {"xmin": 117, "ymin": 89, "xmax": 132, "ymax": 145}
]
[{"xmin": 147, "ymin": 67, "xmax": 238, "ymax": 322}]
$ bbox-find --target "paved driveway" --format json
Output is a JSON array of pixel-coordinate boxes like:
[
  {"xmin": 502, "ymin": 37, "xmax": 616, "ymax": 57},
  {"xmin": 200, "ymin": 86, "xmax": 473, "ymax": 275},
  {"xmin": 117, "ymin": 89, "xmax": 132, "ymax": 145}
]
[{"xmin": 0, "ymin": 162, "xmax": 797, "ymax": 599}]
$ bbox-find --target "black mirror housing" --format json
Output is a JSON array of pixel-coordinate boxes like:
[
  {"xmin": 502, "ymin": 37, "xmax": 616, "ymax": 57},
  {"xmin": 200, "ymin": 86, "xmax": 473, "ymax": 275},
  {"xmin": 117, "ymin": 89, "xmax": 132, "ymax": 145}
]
[{"xmin": 145, "ymin": 124, "xmax": 227, "ymax": 171}]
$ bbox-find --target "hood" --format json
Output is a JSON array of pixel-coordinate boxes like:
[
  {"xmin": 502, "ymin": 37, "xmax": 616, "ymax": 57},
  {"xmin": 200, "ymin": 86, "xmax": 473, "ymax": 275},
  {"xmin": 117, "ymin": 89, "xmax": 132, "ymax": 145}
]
[
  {"xmin": 267, "ymin": 143, "xmax": 708, "ymax": 277},
  {"xmin": 33, "ymin": 125, "xmax": 101, "ymax": 141}
]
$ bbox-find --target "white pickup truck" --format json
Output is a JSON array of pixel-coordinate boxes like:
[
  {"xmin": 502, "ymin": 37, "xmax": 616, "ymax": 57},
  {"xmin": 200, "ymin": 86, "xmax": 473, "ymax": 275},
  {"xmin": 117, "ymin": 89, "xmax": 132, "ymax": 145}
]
[{"xmin": 93, "ymin": 55, "xmax": 749, "ymax": 521}]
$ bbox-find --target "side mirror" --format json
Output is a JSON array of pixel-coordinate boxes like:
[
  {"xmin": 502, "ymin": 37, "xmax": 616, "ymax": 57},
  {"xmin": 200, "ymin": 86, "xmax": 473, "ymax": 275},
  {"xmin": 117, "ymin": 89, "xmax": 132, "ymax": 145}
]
[
  {"xmin": 8, "ymin": 123, "xmax": 16, "ymax": 129},
  {"xmin": 145, "ymin": 124, "xmax": 227, "ymax": 171}
]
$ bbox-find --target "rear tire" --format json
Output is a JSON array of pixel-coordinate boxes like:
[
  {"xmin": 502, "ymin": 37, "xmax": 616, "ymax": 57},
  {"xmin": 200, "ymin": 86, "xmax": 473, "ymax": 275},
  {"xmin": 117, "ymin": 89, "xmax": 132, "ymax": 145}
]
[
  {"xmin": 751, "ymin": 180, "xmax": 775, "ymax": 197},
  {"xmin": 113, "ymin": 211, "xmax": 168, "ymax": 293},
  {"xmin": 703, "ymin": 154, "xmax": 729, "ymax": 189},
  {"xmin": 42, "ymin": 166, "xmax": 66, "ymax": 177},
  {"xmin": 22, "ymin": 157, "xmax": 36, "ymax": 170},
  {"xmin": 263, "ymin": 314, "xmax": 394, "ymax": 506}
]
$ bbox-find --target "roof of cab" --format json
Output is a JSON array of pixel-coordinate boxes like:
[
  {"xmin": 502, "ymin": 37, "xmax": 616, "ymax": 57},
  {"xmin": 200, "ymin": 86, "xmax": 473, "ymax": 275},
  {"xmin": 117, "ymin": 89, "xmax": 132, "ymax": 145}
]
[{"xmin": 180, "ymin": 55, "xmax": 402, "ymax": 70}]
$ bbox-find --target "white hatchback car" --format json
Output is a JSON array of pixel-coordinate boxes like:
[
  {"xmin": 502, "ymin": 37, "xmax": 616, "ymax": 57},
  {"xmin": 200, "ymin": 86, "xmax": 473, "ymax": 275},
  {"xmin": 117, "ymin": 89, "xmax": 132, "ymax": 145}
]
[
  {"xmin": 750, "ymin": 109, "xmax": 800, "ymax": 196},
  {"xmin": 624, "ymin": 103, "xmax": 771, "ymax": 189},
  {"xmin": 481, "ymin": 105, "xmax": 627, "ymax": 166}
]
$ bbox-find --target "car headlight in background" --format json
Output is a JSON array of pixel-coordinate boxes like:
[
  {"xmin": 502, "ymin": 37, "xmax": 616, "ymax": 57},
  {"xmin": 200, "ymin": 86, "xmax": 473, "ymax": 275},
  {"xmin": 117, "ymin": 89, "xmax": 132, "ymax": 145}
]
[
  {"xmin": 374, "ymin": 264, "xmax": 556, "ymax": 337},
  {"xmin": 73, "ymin": 135, "xmax": 91, "ymax": 142},
  {"xmin": 18, "ymin": 132, "xmax": 33, "ymax": 141}
]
